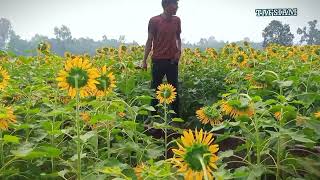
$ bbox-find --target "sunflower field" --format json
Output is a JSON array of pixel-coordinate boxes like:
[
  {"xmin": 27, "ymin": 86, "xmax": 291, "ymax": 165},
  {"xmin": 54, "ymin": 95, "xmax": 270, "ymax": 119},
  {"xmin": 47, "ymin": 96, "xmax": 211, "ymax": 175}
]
[{"xmin": 0, "ymin": 42, "xmax": 320, "ymax": 180}]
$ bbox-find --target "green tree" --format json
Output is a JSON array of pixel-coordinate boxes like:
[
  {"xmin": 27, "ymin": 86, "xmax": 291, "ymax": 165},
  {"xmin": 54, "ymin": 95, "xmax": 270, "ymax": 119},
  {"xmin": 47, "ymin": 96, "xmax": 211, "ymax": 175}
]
[
  {"xmin": 7, "ymin": 31, "xmax": 32, "ymax": 55},
  {"xmin": 0, "ymin": 18, "xmax": 12, "ymax": 50},
  {"xmin": 297, "ymin": 20, "xmax": 320, "ymax": 45},
  {"xmin": 54, "ymin": 25, "xmax": 72, "ymax": 54},
  {"xmin": 54, "ymin": 25, "xmax": 72, "ymax": 41},
  {"xmin": 262, "ymin": 20, "xmax": 294, "ymax": 47}
]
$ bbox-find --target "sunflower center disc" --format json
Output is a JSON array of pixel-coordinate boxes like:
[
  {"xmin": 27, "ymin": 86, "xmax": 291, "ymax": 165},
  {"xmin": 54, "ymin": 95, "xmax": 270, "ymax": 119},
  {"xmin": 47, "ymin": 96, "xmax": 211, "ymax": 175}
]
[
  {"xmin": 237, "ymin": 55, "xmax": 244, "ymax": 63},
  {"xmin": 162, "ymin": 89, "xmax": 171, "ymax": 98}
]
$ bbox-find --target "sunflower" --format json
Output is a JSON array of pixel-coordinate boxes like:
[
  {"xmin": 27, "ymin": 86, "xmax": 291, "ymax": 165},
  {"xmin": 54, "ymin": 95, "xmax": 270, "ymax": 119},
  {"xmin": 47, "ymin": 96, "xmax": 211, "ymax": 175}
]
[
  {"xmin": 56, "ymin": 56, "xmax": 99, "ymax": 98},
  {"xmin": 274, "ymin": 111, "xmax": 282, "ymax": 121},
  {"xmin": 232, "ymin": 51, "xmax": 248, "ymax": 67},
  {"xmin": 134, "ymin": 163, "xmax": 146, "ymax": 180},
  {"xmin": 0, "ymin": 106, "xmax": 16, "ymax": 131},
  {"xmin": 93, "ymin": 65, "xmax": 116, "ymax": 97},
  {"xmin": 0, "ymin": 66, "xmax": 10, "ymax": 90},
  {"xmin": 196, "ymin": 106, "xmax": 222, "ymax": 125},
  {"xmin": 64, "ymin": 51, "xmax": 72, "ymax": 58},
  {"xmin": 314, "ymin": 111, "xmax": 320, "ymax": 119},
  {"xmin": 37, "ymin": 42, "xmax": 51, "ymax": 54},
  {"xmin": 156, "ymin": 83, "xmax": 177, "ymax": 104},
  {"xmin": 96, "ymin": 48, "xmax": 103, "ymax": 55},
  {"xmin": 221, "ymin": 99, "xmax": 254, "ymax": 118},
  {"xmin": 118, "ymin": 112, "xmax": 126, "ymax": 118},
  {"xmin": 266, "ymin": 46, "xmax": 279, "ymax": 57},
  {"xmin": 205, "ymin": 48, "xmax": 218, "ymax": 59},
  {"xmin": 300, "ymin": 54, "xmax": 308, "ymax": 62},
  {"xmin": 171, "ymin": 129, "xmax": 219, "ymax": 180},
  {"xmin": 80, "ymin": 112, "xmax": 90, "ymax": 123},
  {"xmin": 118, "ymin": 45, "xmax": 127, "ymax": 57}
]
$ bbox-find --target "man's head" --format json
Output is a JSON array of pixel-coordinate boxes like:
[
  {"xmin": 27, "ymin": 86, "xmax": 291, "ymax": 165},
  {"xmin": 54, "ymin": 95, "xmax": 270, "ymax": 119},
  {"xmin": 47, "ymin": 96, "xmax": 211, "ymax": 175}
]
[{"xmin": 162, "ymin": 0, "xmax": 179, "ymax": 16}]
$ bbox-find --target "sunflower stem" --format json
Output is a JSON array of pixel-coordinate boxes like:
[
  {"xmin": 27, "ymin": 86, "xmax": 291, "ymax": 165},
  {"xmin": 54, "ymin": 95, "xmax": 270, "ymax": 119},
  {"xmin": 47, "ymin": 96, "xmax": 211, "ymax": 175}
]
[
  {"xmin": 0, "ymin": 130, "xmax": 3, "ymax": 167},
  {"xmin": 198, "ymin": 155, "xmax": 209, "ymax": 180},
  {"xmin": 51, "ymin": 90, "xmax": 58, "ymax": 173},
  {"xmin": 95, "ymin": 129, "xmax": 99, "ymax": 159},
  {"xmin": 107, "ymin": 124, "xmax": 111, "ymax": 159},
  {"xmin": 105, "ymin": 96, "xmax": 111, "ymax": 159},
  {"xmin": 253, "ymin": 115, "xmax": 261, "ymax": 164},
  {"xmin": 276, "ymin": 108, "xmax": 284, "ymax": 180},
  {"xmin": 75, "ymin": 77, "xmax": 82, "ymax": 180},
  {"xmin": 164, "ymin": 103, "xmax": 168, "ymax": 159}
]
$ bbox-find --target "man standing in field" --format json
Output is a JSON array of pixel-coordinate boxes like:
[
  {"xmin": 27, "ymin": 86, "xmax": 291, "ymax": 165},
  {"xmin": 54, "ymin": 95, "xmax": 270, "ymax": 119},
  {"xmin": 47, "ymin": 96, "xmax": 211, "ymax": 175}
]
[{"xmin": 142, "ymin": 0, "xmax": 181, "ymax": 118}]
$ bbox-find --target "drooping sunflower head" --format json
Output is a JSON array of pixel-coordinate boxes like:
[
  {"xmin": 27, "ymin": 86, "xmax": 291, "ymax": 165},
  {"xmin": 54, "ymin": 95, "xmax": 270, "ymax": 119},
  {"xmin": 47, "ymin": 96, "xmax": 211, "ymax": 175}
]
[
  {"xmin": 233, "ymin": 51, "xmax": 248, "ymax": 67},
  {"xmin": 0, "ymin": 106, "xmax": 16, "ymax": 131},
  {"xmin": 171, "ymin": 129, "xmax": 219, "ymax": 179},
  {"xmin": 0, "ymin": 66, "xmax": 10, "ymax": 90},
  {"xmin": 37, "ymin": 41, "xmax": 51, "ymax": 54},
  {"xmin": 196, "ymin": 105, "xmax": 222, "ymax": 126},
  {"xmin": 109, "ymin": 48, "xmax": 116, "ymax": 54},
  {"xmin": 119, "ymin": 45, "xmax": 127, "ymax": 52},
  {"xmin": 96, "ymin": 48, "xmax": 103, "ymax": 54},
  {"xmin": 56, "ymin": 56, "xmax": 99, "ymax": 98},
  {"xmin": 156, "ymin": 83, "xmax": 177, "ymax": 104},
  {"xmin": 221, "ymin": 98, "xmax": 254, "ymax": 118},
  {"xmin": 93, "ymin": 65, "xmax": 116, "ymax": 97},
  {"xmin": 230, "ymin": 42, "xmax": 236, "ymax": 48},
  {"xmin": 102, "ymin": 47, "xmax": 109, "ymax": 53},
  {"xmin": 64, "ymin": 51, "xmax": 72, "ymax": 58}
]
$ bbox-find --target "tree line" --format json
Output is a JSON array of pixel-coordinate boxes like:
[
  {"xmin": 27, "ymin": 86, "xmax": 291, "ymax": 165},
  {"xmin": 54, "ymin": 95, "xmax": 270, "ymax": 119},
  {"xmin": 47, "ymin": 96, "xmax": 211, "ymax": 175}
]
[{"xmin": 0, "ymin": 18, "xmax": 319, "ymax": 56}]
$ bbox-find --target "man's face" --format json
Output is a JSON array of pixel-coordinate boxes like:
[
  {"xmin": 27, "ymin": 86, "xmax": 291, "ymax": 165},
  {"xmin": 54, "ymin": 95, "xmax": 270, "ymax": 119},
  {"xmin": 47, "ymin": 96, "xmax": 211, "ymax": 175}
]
[{"xmin": 165, "ymin": 3, "xmax": 178, "ymax": 16}]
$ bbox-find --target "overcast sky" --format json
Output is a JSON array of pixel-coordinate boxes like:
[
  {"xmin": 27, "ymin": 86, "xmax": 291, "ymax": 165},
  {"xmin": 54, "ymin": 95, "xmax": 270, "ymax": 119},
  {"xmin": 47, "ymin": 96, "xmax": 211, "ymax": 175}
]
[{"xmin": 0, "ymin": 0, "xmax": 319, "ymax": 44}]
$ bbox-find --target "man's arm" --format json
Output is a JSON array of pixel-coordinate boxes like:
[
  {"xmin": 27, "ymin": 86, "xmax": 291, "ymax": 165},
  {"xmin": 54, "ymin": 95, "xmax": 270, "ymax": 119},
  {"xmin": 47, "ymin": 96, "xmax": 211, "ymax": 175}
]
[
  {"xmin": 174, "ymin": 32, "xmax": 182, "ymax": 62},
  {"xmin": 142, "ymin": 32, "xmax": 153, "ymax": 69},
  {"xmin": 176, "ymin": 33, "xmax": 181, "ymax": 52},
  {"xmin": 174, "ymin": 18, "xmax": 182, "ymax": 62}
]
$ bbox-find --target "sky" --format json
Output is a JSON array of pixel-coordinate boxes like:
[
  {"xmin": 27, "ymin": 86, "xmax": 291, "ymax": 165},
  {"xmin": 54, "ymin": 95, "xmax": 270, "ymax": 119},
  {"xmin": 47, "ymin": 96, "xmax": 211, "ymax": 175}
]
[{"xmin": 0, "ymin": 0, "xmax": 319, "ymax": 44}]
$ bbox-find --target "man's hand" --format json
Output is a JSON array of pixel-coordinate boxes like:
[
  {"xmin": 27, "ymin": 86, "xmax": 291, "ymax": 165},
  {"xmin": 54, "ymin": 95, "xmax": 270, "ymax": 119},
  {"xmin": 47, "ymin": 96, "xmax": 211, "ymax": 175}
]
[{"xmin": 140, "ymin": 60, "xmax": 147, "ymax": 70}]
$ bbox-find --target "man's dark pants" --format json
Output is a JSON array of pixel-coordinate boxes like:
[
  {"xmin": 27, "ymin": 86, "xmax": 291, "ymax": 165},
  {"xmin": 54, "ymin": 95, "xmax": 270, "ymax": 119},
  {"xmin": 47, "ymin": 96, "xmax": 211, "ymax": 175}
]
[{"xmin": 151, "ymin": 59, "xmax": 179, "ymax": 117}]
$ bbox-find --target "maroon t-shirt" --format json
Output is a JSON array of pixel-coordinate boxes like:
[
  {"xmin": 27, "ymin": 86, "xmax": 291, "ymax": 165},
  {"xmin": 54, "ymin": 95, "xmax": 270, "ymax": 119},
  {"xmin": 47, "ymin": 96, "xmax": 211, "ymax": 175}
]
[{"xmin": 148, "ymin": 15, "xmax": 181, "ymax": 60}]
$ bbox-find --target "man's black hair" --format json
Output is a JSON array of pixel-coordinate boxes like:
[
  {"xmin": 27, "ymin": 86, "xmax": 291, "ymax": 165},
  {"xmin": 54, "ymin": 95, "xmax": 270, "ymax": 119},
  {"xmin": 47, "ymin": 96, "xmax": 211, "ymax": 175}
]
[{"xmin": 162, "ymin": 0, "xmax": 179, "ymax": 8}]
